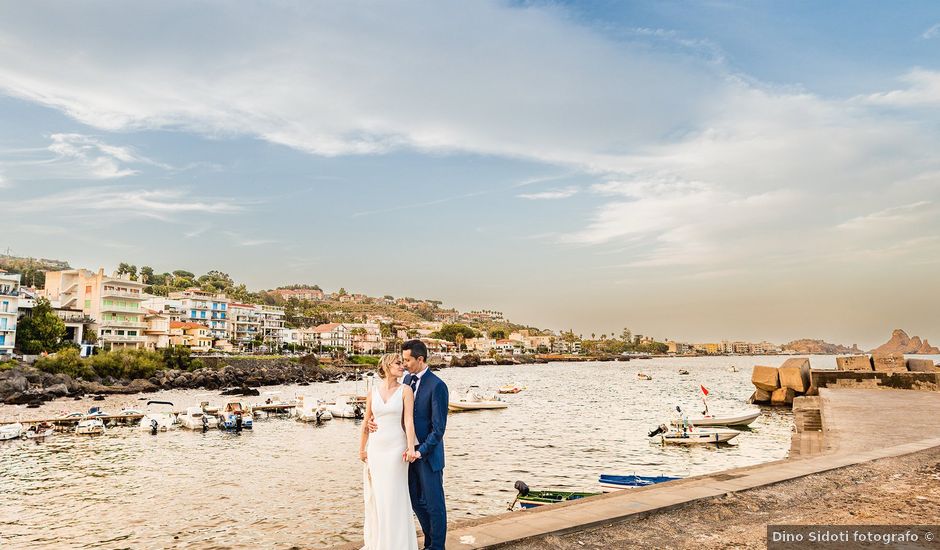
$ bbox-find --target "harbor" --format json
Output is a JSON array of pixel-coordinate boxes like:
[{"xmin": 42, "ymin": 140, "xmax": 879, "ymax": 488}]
[{"xmin": 1, "ymin": 357, "xmax": 795, "ymax": 549}]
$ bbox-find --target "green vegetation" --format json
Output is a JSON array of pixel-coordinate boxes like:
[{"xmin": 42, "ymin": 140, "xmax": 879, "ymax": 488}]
[
  {"xmin": 0, "ymin": 255, "xmax": 70, "ymax": 288},
  {"xmin": 431, "ymin": 323, "xmax": 481, "ymax": 343},
  {"xmin": 348, "ymin": 355, "xmax": 380, "ymax": 366},
  {"xmin": 35, "ymin": 347, "xmax": 206, "ymax": 381},
  {"xmin": 16, "ymin": 297, "xmax": 67, "ymax": 354}
]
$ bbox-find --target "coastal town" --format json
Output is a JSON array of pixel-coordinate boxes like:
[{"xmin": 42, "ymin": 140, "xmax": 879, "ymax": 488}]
[{"xmin": 1, "ymin": 255, "xmax": 916, "ymax": 362}]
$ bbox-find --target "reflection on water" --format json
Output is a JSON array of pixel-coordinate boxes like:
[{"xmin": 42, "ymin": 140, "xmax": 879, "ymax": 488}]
[{"xmin": 1, "ymin": 357, "xmax": 798, "ymax": 548}]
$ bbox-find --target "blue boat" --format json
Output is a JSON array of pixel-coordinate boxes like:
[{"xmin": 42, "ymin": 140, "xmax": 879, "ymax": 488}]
[
  {"xmin": 598, "ymin": 474, "xmax": 682, "ymax": 491},
  {"xmin": 220, "ymin": 402, "xmax": 253, "ymax": 431}
]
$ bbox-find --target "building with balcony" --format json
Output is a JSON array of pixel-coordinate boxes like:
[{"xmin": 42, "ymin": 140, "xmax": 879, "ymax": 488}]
[
  {"xmin": 168, "ymin": 289, "xmax": 231, "ymax": 341},
  {"xmin": 43, "ymin": 268, "xmax": 149, "ymax": 350},
  {"xmin": 311, "ymin": 323, "xmax": 352, "ymax": 350},
  {"xmin": 230, "ymin": 302, "xmax": 261, "ymax": 350},
  {"xmin": 346, "ymin": 323, "xmax": 384, "ymax": 354},
  {"xmin": 143, "ymin": 309, "xmax": 171, "ymax": 350},
  {"xmin": 257, "ymin": 304, "xmax": 286, "ymax": 346},
  {"xmin": 169, "ymin": 321, "xmax": 212, "ymax": 352},
  {"xmin": 0, "ymin": 271, "xmax": 20, "ymax": 355}
]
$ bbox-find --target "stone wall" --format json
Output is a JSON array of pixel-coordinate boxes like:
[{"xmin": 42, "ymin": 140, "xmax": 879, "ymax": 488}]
[{"xmin": 811, "ymin": 370, "xmax": 940, "ymax": 392}]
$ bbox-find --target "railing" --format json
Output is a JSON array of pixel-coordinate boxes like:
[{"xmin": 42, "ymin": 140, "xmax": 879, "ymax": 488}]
[
  {"xmin": 101, "ymin": 320, "xmax": 148, "ymax": 328},
  {"xmin": 0, "ymin": 288, "xmax": 19, "ymax": 297},
  {"xmin": 0, "ymin": 325, "xmax": 14, "ymax": 331},
  {"xmin": 101, "ymin": 334, "xmax": 147, "ymax": 342},
  {"xmin": 101, "ymin": 289, "xmax": 144, "ymax": 299}
]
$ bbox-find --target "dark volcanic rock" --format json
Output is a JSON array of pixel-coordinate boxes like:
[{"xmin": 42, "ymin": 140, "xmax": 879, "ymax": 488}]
[{"xmin": 220, "ymin": 386, "xmax": 260, "ymax": 396}]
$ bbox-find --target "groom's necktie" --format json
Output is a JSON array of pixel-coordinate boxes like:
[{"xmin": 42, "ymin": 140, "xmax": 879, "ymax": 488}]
[{"xmin": 409, "ymin": 375, "xmax": 419, "ymax": 395}]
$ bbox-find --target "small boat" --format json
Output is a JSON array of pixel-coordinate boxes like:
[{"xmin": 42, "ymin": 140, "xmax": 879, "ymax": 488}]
[
  {"xmin": 498, "ymin": 384, "xmax": 526, "ymax": 394},
  {"xmin": 327, "ymin": 395, "xmax": 364, "ymax": 419},
  {"xmin": 178, "ymin": 407, "xmax": 219, "ymax": 431},
  {"xmin": 86, "ymin": 406, "xmax": 108, "ymax": 418},
  {"xmin": 219, "ymin": 402, "xmax": 253, "ymax": 430},
  {"xmin": 637, "ymin": 373, "xmax": 652, "ymax": 380},
  {"xmin": 670, "ymin": 410, "xmax": 761, "ymax": 428},
  {"xmin": 139, "ymin": 401, "xmax": 178, "ymax": 433},
  {"xmin": 728, "ymin": 366, "xmax": 738, "ymax": 373},
  {"xmin": 23, "ymin": 422, "xmax": 55, "ymax": 441},
  {"xmin": 0, "ymin": 422, "xmax": 23, "ymax": 441},
  {"xmin": 76, "ymin": 418, "xmax": 106, "ymax": 435},
  {"xmin": 598, "ymin": 473, "xmax": 682, "ymax": 491},
  {"xmin": 678, "ymin": 369, "xmax": 689, "ymax": 375},
  {"xmin": 448, "ymin": 387, "xmax": 509, "ymax": 412},
  {"xmin": 648, "ymin": 424, "xmax": 739, "ymax": 445},
  {"xmin": 294, "ymin": 396, "xmax": 332, "ymax": 423},
  {"xmin": 511, "ymin": 481, "xmax": 598, "ymax": 509}
]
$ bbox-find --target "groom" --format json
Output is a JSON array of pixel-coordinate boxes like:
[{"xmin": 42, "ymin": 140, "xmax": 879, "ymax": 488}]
[{"xmin": 400, "ymin": 339, "xmax": 449, "ymax": 550}]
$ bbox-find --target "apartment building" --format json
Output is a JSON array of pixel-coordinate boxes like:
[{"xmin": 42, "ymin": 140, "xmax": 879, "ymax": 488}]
[
  {"xmin": 143, "ymin": 309, "xmax": 171, "ymax": 350},
  {"xmin": 345, "ymin": 322, "xmax": 384, "ymax": 354},
  {"xmin": 169, "ymin": 321, "xmax": 212, "ymax": 352},
  {"xmin": 257, "ymin": 304, "xmax": 286, "ymax": 346},
  {"xmin": 169, "ymin": 289, "xmax": 231, "ymax": 341},
  {"xmin": 43, "ymin": 268, "xmax": 149, "ymax": 350},
  {"xmin": 229, "ymin": 302, "xmax": 261, "ymax": 350},
  {"xmin": 311, "ymin": 322, "xmax": 352, "ymax": 350},
  {"xmin": 0, "ymin": 271, "xmax": 20, "ymax": 354}
]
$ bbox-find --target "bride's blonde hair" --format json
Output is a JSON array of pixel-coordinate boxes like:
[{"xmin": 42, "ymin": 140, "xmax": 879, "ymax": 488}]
[{"xmin": 377, "ymin": 353, "xmax": 400, "ymax": 379}]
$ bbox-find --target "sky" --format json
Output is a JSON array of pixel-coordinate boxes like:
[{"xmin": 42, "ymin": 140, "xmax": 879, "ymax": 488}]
[{"xmin": 1, "ymin": 1, "xmax": 939, "ymax": 348}]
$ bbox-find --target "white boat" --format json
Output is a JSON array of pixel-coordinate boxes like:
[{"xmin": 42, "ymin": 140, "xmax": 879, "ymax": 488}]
[
  {"xmin": 219, "ymin": 402, "xmax": 254, "ymax": 430},
  {"xmin": 670, "ymin": 410, "xmax": 761, "ymax": 428},
  {"xmin": 294, "ymin": 396, "xmax": 332, "ymax": 423},
  {"xmin": 76, "ymin": 418, "xmax": 106, "ymax": 435},
  {"xmin": 178, "ymin": 407, "xmax": 219, "ymax": 430},
  {"xmin": 327, "ymin": 395, "xmax": 364, "ymax": 419},
  {"xmin": 648, "ymin": 424, "xmax": 739, "ymax": 445},
  {"xmin": 139, "ymin": 401, "xmax": 178, "ymax": 433},
  {"xmin": 448, "ymin": 387, "xmax": 509, "ymax": 412},
  {"xmin": 637, "ymin": 373, "xmax": 653, "ymax": 380},
  {"xmin": 0, "ymin": 422, "xmax": 23, "ymax": 441},
  {"xmin": 24, "ymin": 423, "xmax": 54, "ymax": 441}
]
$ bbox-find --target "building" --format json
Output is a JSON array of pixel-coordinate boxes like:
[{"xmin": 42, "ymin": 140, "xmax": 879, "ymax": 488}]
[
  {"xmin": 143, "ymin": 310, "xmax": 171, "ymax": 350},
  {"xmin": 465, "ymin": 338, "xmax": 495, "ymax": 353},
  {"xmin": 169, "ymin": 321, "xmax": 212, "ymax": 352},
  {"xmin": 346, "ymin": 323, "xmax": 384, "ymax": 354},
  {"xmin": 0, "ymin": 271, "xmax": 20, "ymax": 355},
  {"xmin": 666, "ymin": 340, "xmax": 692, "ymax": 354},
  {"xmin": 229, "ymin": 302, "xmax": 261, "ymax": 350},
  {"xmin": 141, "ymin": 296, "xmax": 185, "ymax": 322},
  {"xmin": 168, "ymin": 289, "xmax": 231, "ymax": 341},
  {"xmin": 432, "ymin": 309, "xmax": 459, "ymax": 323},
  {"xmin": 271, "ymin": 288, "xmax": 324, "ymax": 301},
  {"xmin": 43, "ymin": 268, "xmax": 149, "ymax": 350},
  {"xmin": 257, "ymin": 305, "xmax": 286, "ymax": 346},
  {"xmin": 312, "ymin": 323, "xmax": 352, "ymax": 350}
]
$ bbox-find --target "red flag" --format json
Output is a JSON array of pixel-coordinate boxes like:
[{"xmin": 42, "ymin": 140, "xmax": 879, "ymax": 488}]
[{"xmin": 700, "ymin": 385, "xmax": 709, "ymax": 396}]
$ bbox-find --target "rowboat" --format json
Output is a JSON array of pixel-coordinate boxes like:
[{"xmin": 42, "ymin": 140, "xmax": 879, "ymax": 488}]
[
  {"xmin": 24, "ymin": 423, "xmax": 55, "ymax": 441},
  {"xmin": 498, "ymin": 384, "xmax": 525, "ymax": 394},
  {"xmin": 678, "ymin": 369, "xmax": 689, "ymax": 375},
  {"xmin": 511, "ymin": 481, "xmax": 599, "ymax": 509},
  {"xmin": 648, "ymin": 424, "xmax": 739, "ymax": 445},
  {"xmin": 637, "ymin": 373, "xmax": 652, "ymax": 380},
  {"xmin": 598, "ymin": 474, "xmax": 682, "ymax": 491},
  {"xmin": 449, "ymin": 387, "xmax": 508, "ymax": 412},
  {"xmin": 670, "ymin": 410, "xmax": 761, "ymax": 428}
]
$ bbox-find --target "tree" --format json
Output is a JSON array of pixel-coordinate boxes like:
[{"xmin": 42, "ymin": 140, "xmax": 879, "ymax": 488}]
[
  {"xmin": 338, "ymin": 287, "xmax": 348, "ymax": 296},
  {"xmin": 620, "ymin": 328, "xmax": 632, "ymax": 343},
  {"xmin": 488, "ymin": 329, "xmax": 507, "ymax": 339},
  {"xmin": 431, "ymin": 323, "xmax": 480, "ymax": 343},
  {"xmin": 140, "ymin": 266, "xmax": 155, "ymax": 284},
  {"xmin": 17, "ymin": 297, "xmax": 67, "ymax": 354}
]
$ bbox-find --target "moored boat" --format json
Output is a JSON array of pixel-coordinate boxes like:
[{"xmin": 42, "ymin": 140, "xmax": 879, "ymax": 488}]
[
  {"xmin": 24, "ymin": 422, "xmax": 55, "ymax": 441},
  {"xmin": 648, "ymin": 424, "xmax": 739, "ymax": 445},
  {"xmin": 598, "ymin": 473, "xmax": 682, "ymax": 491},
  {"xmin": 511, "ymin": 481, "xmax": 599, "ymax": 509},
  {"xmin": 294, "ymin": 396, "xmax": 332, "ymax": 423},
  {"xmin": 498, "ymin": 384, "xmax": 525, "ymax": 394},
  {"xmin": 139, "ymin": 401, "xmax": 178, "ymax": 433},
  {"xmin": 449, "ymin": 387, "xmax": 508, "ymax": 412},
  {"xmin": 670, "ymin": 409, "xmax": 761, "ymax": 428},
  {"xmin": 76, "ymin": 418, "xmax": 106, "ymax": 435},
  {"xmin": 178, "ymin": 407, "xmax": 218, "ymax": 430},
  {"xmin": 219, "ymin": 402, "xmax": 253, "ymax": 430},
  {"xmin": 678, "ymin": 369, "xmax": 689, "ymax": 375},
  {"xmin": 637, "ymin": 372, "xmax": 652, "ymax": 380},
  {"xmin": 0, "ymin": 422, "xmax": 23, "ymax": 441},
  {"xmin": 327, "ymin": 395, "xmax": 364, "ymax": 419}
]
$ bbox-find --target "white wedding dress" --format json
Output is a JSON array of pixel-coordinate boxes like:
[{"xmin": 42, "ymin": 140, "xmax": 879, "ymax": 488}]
[{"xmin": 362, "ymin": 385, "xmax": 418, "ymax": 550}]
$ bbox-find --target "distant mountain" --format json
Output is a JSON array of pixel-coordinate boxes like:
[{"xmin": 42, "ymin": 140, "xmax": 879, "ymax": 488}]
[
  {"xmin": 871, "ymin": 329, "xmax": 940, "ymax": 354},
  {"xmin": 782, "ymin": 339, "xmax": 861, "ymax": 355}
]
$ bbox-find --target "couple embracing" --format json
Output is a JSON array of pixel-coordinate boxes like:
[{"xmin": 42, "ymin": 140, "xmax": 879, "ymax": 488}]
[{"xmin": 358, "ymin": 340, "xmax": 449, "ymax": 550}]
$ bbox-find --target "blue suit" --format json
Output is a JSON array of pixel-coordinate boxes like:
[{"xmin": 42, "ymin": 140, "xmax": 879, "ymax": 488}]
[{"xmin": 405, "ymin": 369, "xmax": 448, "ymax": 550}]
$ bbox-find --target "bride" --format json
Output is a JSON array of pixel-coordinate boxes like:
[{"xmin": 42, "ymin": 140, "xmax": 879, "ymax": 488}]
[{"xmin": 359, "ymin": 353, "xmax": 419, "ymax": 550}]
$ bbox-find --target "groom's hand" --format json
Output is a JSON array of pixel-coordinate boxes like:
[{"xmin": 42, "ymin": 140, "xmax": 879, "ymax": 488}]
[{"xmin": 366, "ymin": 418, "xmax": 378, "ymax": 432}]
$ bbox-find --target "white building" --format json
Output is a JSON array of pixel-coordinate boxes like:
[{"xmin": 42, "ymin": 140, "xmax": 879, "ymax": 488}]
[
  {"xmin": 0, "ymin": 271, "xmax": 20, "ymax": 355},
  {"xmin": 168, "ymin": 289, "xmax": 231, "ymax": 341},
  {"xmin": 311, "ymin": 323, "xmax": 352, "ymax": 350}
]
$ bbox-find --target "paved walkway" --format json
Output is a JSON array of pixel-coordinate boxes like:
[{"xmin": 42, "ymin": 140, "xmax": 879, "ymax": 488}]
[{"xmin": 332, "ymin": 388, "xmax": 940, "ymax": 550}]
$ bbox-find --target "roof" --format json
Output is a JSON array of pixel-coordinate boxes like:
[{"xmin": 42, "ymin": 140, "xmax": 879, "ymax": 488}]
[
  {"xmin": 312, "ymin": 323, "xmax": 343, "ymax": 333},
  {"xmin": 170, "ymin": 321, "xmax": 207, "ymax": 330}
]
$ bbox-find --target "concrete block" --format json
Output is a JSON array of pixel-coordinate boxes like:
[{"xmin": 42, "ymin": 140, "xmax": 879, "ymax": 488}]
[
  {"xmin": 836, "ymin": 355, "xmax": 873, "ymax": 371},
  {"xmin": 771, "ymin": 387, "xmax": 796, "ymax": 405},
  {"xmin": 805, "ymin": 385, "xmax": 819, "ymax": 396},
  {"xmin": 749, "ymin": 388, "xmax": 772, "ymax": 403},
  {"xmin": 907, "ymin": 358, "xmax": 938, "ymax": 372},
  {"xmin": 751, "ymin": 365, "xmax": 780, "ymax": 391},
  {"xmin": 873, "ymin": 353, "xmax": 907, "ymax": 373},
  {"xmin": 779, "ymin": 358, "xmax": 811, "ymax": 392}
]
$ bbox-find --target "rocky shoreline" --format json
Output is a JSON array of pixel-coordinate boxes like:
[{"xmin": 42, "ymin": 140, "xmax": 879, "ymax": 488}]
[{"xmin": 0, "ymin": 355, "xmax": 354, "ymax": 406}]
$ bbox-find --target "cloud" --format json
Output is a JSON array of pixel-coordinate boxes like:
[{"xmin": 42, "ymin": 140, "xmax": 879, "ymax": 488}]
[
  {"xmin": 517, "ymin": 187, "xmax": 578, "ymax": 200},
  {"xmin": 857, "ymin": 69, "xmax": 940, "ymax": 108},
  {"xmin": 923, "ymin": 23, "xmax": 940, "ymax": 39},
  {"xmin": 16, "ymin": 187, "xmax": 244, "ymax": 221}
]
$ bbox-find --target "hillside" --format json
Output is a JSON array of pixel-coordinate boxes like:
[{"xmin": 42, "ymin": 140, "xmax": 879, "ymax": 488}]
[
  {"xmin": 871, "ymin": 329, "xmax": 940, "ymax": 354},
  {"xmin": 782, "ymin": 339, "xmax": 861, "ymax": 355},
  {"xmin": 0, "ymin": 254, "xmax": 71, "ymax": 288}
]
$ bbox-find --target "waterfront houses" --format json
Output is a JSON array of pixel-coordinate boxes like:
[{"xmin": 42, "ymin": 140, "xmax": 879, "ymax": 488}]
[
  {"xmin": 168, "ymin": 289, "xmax": 231, "ymax": 342},
  {"xmin": 169, "ymin": 321, "xmax": 213, "ymax": 352},
  {"xmin": 311, "ymin": 322, "xmax": 352, "ymax": 350},
  {"xmin": 0, "ymin": 271, "xmax": 20, "ymax": 355},
  {"xmin": 42, "ymin": 268, "xmax": 148, "ymax": 350}
]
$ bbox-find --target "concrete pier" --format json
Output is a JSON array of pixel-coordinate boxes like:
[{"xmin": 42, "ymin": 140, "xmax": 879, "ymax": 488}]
[{"xmin": 331, "ymin": 388, "xmax": 940, "ymax": 550}]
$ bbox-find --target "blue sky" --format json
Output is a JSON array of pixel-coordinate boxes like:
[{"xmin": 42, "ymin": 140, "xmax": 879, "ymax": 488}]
[{"xmin": 1, "ymin": 1, "xmax": 939, "ymax": 347}]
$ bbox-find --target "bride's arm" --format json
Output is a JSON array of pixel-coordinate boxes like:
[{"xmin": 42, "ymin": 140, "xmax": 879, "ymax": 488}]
[
  {"xmin": 402, "ymin": 386, "xmax": 417, "ymax": 458},
  {"xmin": 359, "ymin": 392, "xmax": 373, "ymax": 462}
]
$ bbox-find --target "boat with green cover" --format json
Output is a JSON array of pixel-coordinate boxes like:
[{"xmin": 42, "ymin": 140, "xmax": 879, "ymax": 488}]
[{"xmin": 511, "ymin": 481, "xmax": 599, "ymax": 509}]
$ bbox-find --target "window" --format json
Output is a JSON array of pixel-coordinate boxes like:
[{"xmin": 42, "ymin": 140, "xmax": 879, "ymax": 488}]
[
  {"xmin": 85, "ymin": 300, "xmax": 91, "ymax": 309},
  {"xmin": 0, "ymin": 335, "xmax": 5, "ymax": 345}
]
